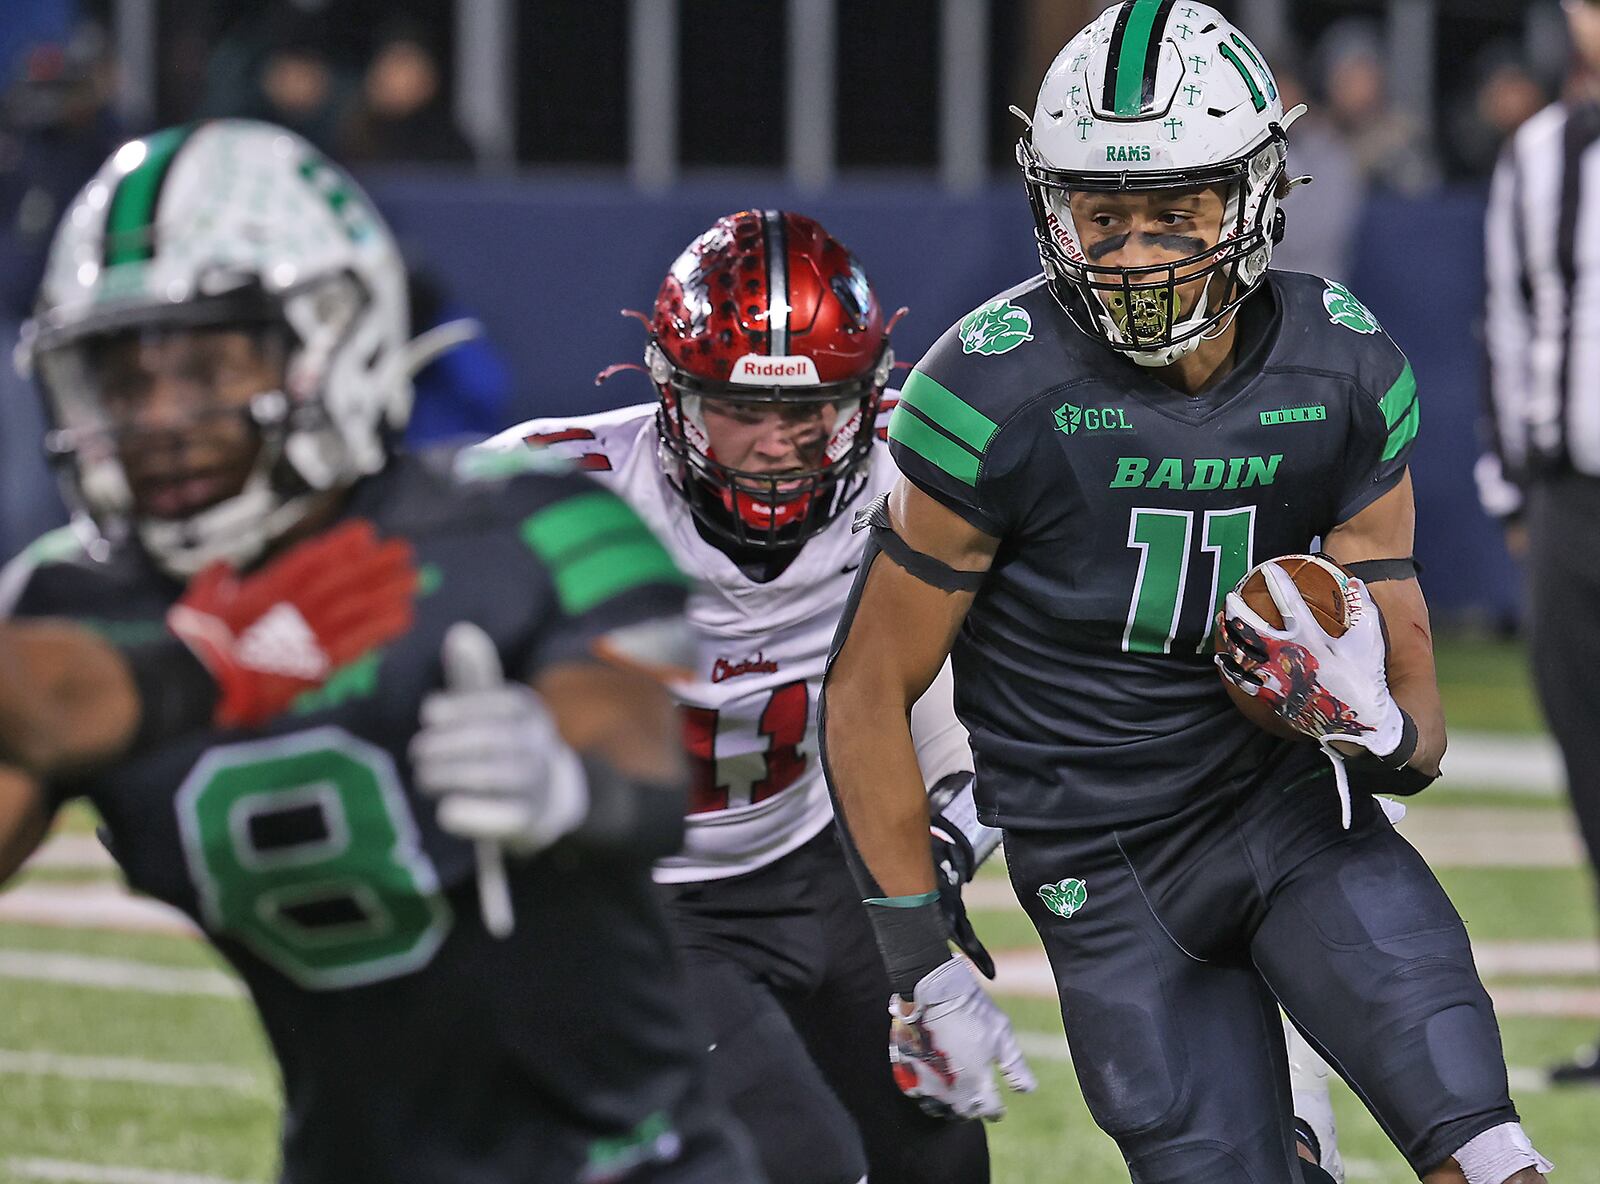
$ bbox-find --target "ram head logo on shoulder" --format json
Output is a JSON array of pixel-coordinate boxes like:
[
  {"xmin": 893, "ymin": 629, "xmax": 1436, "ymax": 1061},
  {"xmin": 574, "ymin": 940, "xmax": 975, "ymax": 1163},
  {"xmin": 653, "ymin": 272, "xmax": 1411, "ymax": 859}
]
[{"xmin": 959, "ymin": 299, "xmax": 1035, "ymax": 357}]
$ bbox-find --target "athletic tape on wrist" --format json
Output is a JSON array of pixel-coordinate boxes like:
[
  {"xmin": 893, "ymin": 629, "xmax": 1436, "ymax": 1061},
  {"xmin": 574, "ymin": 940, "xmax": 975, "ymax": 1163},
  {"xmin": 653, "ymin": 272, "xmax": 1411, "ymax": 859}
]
[
  {"xmin": 1452, "ymin": 1121, "xmax": 1552, "ymax": 1184},
  {"xmin": 863, "ymin": 893, "xmax": 951, "ymax": 996},
  {"xmin": 852, "ymin": 494, "xmax": 986, "ymax": 593}
]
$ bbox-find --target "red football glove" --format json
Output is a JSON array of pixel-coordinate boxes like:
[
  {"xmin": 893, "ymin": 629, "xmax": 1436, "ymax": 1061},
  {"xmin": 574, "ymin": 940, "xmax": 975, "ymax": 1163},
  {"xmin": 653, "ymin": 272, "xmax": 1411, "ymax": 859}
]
[{"xmin": 167, "ymin": 520, "xmax": 418, "ymax": 728}]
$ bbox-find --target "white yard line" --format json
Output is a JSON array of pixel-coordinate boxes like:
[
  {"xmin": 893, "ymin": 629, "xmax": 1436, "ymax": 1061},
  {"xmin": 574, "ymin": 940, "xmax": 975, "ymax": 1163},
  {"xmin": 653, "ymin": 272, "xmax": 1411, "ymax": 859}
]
[
  {"xmin": 22, "ymin": 835, "xmax": 117, "ymax": 872},
  {"xmin": 0, "ymin": 951, "xmax": 240, "ymax": 997},
  {"xmin": 0, "ymin": 884, "xmax": 200, "ymax": 936},
  {"xmin": 0, "ymin": 1049, "xmax": 268, "ymax": 1095},
  {"xmin": 5, "ymin": 1159, "xmax": 259, "ymax": 1184},
  {"xmin": 1471, "ymin": 940, "xmax": 1600, "ymax": 977},
  {"xmin": 1439, "ymin": 734, "xmax": 1562, "ymax": 795},
  {"xmin": 990, "ymin": 949, "xmax": 1600, "ymax": 1018},
  {"xmin": 1013, "ymin": 1031, "xmax": 1554, "ymax": 1098}
]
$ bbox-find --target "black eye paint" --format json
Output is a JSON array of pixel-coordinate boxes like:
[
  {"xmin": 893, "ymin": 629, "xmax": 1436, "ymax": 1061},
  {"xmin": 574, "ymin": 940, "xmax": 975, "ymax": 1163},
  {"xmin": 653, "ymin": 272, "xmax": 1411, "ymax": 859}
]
[
  {"xmin": 1086, "ymin": 233, "xmax": 1129, "ymax": 261},
  {"xmin": 1084, "ymin": 232, "xmax": 1209, "ymax": 262},
  {"xmin": 1142, "ymin": 233, "xmax": 1208, "ymax": 255}
]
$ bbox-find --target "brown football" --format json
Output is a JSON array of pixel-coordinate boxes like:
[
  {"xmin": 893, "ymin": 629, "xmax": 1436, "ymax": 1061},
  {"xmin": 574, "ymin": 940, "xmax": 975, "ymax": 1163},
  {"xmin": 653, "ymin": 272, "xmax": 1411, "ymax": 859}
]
[{"xmin": 1216, "ymin": 554, "xmax": 1353, "ymax": 738}]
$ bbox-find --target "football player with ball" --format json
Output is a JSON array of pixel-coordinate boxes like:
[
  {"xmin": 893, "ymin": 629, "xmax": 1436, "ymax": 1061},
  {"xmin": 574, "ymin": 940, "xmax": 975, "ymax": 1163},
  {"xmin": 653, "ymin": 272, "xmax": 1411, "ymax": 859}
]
[{"xmin": 824, "ymin": 3, "xmax": 1550, "ymax": 1183}]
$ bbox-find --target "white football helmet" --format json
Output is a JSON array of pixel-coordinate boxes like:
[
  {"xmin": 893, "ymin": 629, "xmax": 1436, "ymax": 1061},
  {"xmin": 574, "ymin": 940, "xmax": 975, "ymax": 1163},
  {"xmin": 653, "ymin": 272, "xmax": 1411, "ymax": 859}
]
[
  {"xmin": 20, "ymin": 119, "xmax": 410, "ymax": 576},
  {"xmin": 1017, "ymin": 0, "xmax": 1304, "ymax": 367}
]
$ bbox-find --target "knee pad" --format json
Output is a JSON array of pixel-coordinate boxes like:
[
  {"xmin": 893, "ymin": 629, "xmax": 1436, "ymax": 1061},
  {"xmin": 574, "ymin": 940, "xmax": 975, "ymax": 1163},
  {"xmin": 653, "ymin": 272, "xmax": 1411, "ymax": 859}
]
[{"xmin": 1452, "ymin": 1122, "xmax": 1552, "ymax": 1184}]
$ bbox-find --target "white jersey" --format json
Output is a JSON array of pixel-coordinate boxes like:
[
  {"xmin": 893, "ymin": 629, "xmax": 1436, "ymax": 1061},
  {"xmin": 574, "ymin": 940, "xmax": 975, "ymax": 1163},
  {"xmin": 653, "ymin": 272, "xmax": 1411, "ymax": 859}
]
[{"xmin": 483, "ymin": 396, "xmax": 970, "ymax": 882}]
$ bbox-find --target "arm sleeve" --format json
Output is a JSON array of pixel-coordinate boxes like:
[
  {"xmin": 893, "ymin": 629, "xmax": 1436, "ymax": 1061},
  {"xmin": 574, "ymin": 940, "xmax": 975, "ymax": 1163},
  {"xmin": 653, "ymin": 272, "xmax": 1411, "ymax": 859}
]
[
  {"xmin": 1481, "ymin": 146, "xmax": 1531, "ymax": 519},
  {"xmin": 1333, "ymin": 343, "xmax": 1419, "ymax": 524}
]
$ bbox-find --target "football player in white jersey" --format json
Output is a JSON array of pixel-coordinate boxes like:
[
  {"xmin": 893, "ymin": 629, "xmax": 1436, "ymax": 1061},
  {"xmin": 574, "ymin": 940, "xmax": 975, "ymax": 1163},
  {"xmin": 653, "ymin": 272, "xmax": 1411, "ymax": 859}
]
[{"xmin": 484, "ymin": 211, "xmax": 1002, "ymax": 1184}]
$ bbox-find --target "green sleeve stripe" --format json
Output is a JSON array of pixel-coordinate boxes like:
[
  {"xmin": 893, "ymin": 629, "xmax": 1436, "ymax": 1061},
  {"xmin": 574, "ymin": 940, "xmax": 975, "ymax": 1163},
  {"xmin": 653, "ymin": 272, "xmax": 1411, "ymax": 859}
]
[
  {"xmin": 521, "ymin": 491, "xmax": 651, "ymax": 563},
  {"xmin": 889, "ymin": 406, "xmax": 981, "ymax": 487},
  {"xmin": 104, "ymin": 126, "xmax": 193, "ymax": 266},
  {"xmin": 521, "ymin": 491, "xmax": 688, "ymax": 614},
  {"xmin": 899, "ymin": 370, "xmax": 998, "ymax": 454},
  {"xmin": 1382, "ymin": 400, "xmax": 1421, "ymax": 463},
  {"xmin": 1379, "ymin": 362, "xmax": 1418, "ymax": 428},
  {"xmin": 551, "ymin": 540, "xmax": 687, "ymax": 615}
]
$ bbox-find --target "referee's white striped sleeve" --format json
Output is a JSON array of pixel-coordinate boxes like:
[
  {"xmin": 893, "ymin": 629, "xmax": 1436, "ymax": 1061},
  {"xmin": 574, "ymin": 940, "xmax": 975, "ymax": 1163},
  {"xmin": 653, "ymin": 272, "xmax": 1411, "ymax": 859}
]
[
  {"xmin": 1483, "ymin": 146, "xmax": 1532, "ymax": 501},
  {"xmin": 1478, "ymin": 140, "xmax": 1529, "ymax": 515}
]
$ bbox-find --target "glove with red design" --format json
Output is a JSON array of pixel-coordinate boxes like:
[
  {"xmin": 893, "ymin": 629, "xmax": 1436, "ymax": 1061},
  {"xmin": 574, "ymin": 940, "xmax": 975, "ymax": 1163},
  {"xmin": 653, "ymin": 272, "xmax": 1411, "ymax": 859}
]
[
  {"xmin": 167, "ymin": 520, "xmax": 418, "ymax": 728},
  {"xmin": 1217, "ymin": 563, "xmax": 1421, "ymax": 828},
  {"xmin": 889, "ymin": 956, "xmax": 1036, "ymax": 1122},
  {"xmin": 1217, "ymin": 564, "xmax": 1407, "ymax": 759}
]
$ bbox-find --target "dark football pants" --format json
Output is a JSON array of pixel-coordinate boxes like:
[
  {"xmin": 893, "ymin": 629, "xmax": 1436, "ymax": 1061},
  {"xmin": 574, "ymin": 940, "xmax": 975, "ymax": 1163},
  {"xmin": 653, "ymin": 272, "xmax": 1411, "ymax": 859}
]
[
  {"xmin": 659, "ymin": 828, "xmax": 989, "ymax": 1184},
  {"xmin": 1528, "ymin": 475, "xmax": 1600, "ymax": 967},
  {"xmin": 617, "ymin": 1078, "xmax": 767, "ymax": 1184},
  {"xmin": 1004, "ymin": 767, "xmax": 1519, "ymax": 1184}
]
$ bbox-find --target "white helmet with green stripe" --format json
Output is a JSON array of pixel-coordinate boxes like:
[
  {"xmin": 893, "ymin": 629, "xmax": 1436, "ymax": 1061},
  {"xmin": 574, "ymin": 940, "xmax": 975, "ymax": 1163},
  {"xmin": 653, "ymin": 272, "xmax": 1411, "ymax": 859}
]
[
  {"xmin": 21, "ymin": 119, "xmax": 409, "ymax": 575},
  {"xmin": 1016, "ymin": 0, "xmax": 1304, "ymax": 367}
]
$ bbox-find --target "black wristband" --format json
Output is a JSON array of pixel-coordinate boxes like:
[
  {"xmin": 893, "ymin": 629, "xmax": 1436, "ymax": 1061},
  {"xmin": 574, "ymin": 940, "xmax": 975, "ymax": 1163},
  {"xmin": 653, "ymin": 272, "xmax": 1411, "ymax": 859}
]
[
  {"xmin": 120, "ymin": 636, "xmax": 218, "ymax": 753},
  {"xmin": 1352, "ymin": 762, "xmax": 1437, "ymax": 796},
  {"xmin": 1379, "ymin": 710, "xmax": 1419, "ymax": 770},
  {"xmin": 863, "ymin": 895, "xmax": 952, "ymax": 997}
]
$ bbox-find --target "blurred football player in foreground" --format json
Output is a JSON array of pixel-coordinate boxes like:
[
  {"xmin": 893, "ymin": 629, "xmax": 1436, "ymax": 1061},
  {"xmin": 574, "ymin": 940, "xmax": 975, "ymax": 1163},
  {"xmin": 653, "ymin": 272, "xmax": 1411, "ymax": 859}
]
[{"xmin": 0, "ymin": 119, "xmax": 761, "ymax": 1183}]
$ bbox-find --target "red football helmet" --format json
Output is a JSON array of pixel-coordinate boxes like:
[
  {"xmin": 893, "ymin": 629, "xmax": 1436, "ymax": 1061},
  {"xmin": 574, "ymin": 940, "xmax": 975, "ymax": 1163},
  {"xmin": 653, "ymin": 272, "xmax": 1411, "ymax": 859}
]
[{"xmin": 647, "ymin": 210, "xmax": 894, "ymax": 550}]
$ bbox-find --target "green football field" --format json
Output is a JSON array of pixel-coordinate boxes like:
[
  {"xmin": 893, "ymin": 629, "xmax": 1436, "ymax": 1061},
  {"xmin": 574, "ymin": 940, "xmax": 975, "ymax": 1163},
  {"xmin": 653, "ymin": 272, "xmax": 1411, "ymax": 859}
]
[{"xmin": 0, "ymin": 634, "xmax": 1595, "ymax": 1183}]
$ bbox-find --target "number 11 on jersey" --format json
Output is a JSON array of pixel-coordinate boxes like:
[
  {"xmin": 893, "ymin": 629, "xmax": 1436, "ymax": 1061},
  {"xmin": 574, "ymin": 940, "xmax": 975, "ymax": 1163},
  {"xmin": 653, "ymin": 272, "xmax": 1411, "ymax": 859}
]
[{"xmin": 1123, "ymin": 506, "xmax": 1256, "ymax": 655}]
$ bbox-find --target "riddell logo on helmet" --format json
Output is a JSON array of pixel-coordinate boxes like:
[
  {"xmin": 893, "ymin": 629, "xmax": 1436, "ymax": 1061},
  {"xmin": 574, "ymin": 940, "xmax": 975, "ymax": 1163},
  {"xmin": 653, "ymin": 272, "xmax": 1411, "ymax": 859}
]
[
  {"xmin": 1045, "ymin": 212, "xmax": 1084, "ymax": 264},
  {"xmin": 730, "ymin": 355, "xmax": 821, "ymax": 386}
]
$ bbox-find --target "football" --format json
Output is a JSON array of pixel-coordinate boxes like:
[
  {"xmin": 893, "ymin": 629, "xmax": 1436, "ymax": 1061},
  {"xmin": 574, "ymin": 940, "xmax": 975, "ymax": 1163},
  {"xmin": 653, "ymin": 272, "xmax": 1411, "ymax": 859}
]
[
  {"xmin": 1234, "ymin": 554, "xmax": 1352, "ymax": 638},
  {"xmin": 1216, "ymin": 554, "xmax": 1354, "ymax": 738}
]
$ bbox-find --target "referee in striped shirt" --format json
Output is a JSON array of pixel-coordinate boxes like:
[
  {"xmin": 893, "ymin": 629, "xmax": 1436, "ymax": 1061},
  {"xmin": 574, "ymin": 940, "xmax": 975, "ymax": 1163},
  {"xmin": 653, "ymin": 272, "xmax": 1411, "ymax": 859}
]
[{"xmin": 1478, "ymin": 0, "xmax": 1600, "ymax": 1088}]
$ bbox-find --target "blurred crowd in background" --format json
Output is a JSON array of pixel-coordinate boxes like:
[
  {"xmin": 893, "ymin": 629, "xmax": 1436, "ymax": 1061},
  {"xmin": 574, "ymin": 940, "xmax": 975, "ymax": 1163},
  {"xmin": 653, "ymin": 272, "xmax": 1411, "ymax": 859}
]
[
  {"xmin": 0, "ymin": 1, "xmax": 1574, "ymax": 303},
  {"xmin": 0, "ymin": 0, "xmax": 1583, "ymax": 599}
]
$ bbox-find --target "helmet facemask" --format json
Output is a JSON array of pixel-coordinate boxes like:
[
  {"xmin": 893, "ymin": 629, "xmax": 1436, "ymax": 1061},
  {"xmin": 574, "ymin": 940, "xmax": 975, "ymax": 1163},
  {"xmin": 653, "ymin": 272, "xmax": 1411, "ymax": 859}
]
[
  {"xmin": 650, "ymin": 339, "xmax": 891, "ymax": 551},
  {"xmin": 29, "ymin": 269, "xmax": 381, "ymax": 575},
  {"xmin": 1020, "ymin": 125, "xmax": 1290, "ymax": 368},
  {"xmin": 24, "ymin": 121, "xmax": 413, "ymax": 577}
]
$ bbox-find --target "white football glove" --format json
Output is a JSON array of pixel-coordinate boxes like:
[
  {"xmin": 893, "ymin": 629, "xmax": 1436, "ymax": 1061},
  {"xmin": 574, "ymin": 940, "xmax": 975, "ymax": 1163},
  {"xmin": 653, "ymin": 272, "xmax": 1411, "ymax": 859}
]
[
  {"xmin": 889, "ymin": 956, "xmax": 1036, "ymax": 1122},
  {"xmin": 1222, "ymin": 564, "xmax": 1404, "ymax": 757},
  {"xmin": 1220, "ymin": 563, "xmax": 1410, "ymax": 828},
  {"xmin": 410, "ymin": 623, "xmax": 589, "ymax": 935}
]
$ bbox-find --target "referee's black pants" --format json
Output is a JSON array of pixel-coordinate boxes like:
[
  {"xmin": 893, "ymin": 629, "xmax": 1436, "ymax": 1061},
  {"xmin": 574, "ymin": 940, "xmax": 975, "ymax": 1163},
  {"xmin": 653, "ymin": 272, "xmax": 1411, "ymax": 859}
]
[{"xmin": 1527, "ymin": 473, "xmax": 1600, "ymax": 958}]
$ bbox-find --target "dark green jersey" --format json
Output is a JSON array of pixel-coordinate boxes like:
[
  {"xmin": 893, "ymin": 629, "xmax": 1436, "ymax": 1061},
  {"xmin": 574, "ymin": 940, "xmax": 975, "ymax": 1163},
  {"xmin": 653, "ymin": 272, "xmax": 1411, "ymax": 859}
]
[
  {"xmin": 4, "ymin": 450, "xmax": 704, "ymax": 1183},
  {"xmin": 888, "ymin": 271, "xmax": 1419, "ymax": 828}
]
